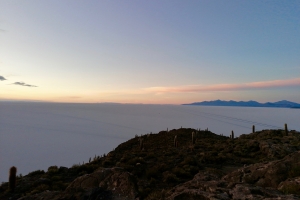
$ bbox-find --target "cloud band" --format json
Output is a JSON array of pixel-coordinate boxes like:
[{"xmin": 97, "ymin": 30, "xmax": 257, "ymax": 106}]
[
  {"xmin": 144, "ymin": 78, "xmax": 300, "ymax": 94},
  {"xmin": 0, "ymin": 75, "xmax": 7, "ymax": 81},
  {"xmin": 13, "ymin": 82, "xmax": 37, "ymax": 87}
]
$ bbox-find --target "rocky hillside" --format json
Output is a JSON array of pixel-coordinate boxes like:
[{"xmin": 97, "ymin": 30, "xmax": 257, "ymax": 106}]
[{"xmin": 1, "ymin": 128, "xmax": 300, "ymax": 200}]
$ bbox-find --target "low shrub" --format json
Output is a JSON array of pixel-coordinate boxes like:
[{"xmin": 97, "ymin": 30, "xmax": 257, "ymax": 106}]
[
  {"xmin": 288, "ymin": 165, "xmax": 300, "ymax": 178},
  {"xmin": 128, "ymin": 157, "xmax": 141, "ymax": 165},
  {"xmin": 146, "ymin": 167, "xmax": 160, "ymax": 179},
  {"xmin": 139, "ymin": 187, "xmax": 152, "ymax": 199},
  {"xmin": 145, "ymin": 190, "xmax": 165, "ymax": 200},
  {"xmin": 102, "ymin": 159, "xmax": 113, "ymax": 167},
  {"xmin": 149, "ymin": 177, "xmax": 156, "ymax": 186},
  {"xmin": 51, "ymin": 175, "xmax": 62, "ymax": 181},
  {"xmin": 163, "ymin": 171, "xmax": 179, "ymax": 183},
  {"xmin": 51, "ymin": 181, "xmax": 68, "ymax": 191},
  {"xmin": 48, "ymin": 166, "xmax": 59, "ymax": 175},
  {"xmin": 172, "ymin": 167, "xmax": 191, "ymax": 179},
  {"xmin": 181, "ymin": 156, "xmax": 197, "ymax": 166},
  {"xmin": 27, "ymin": 170, "xmax": 45, "ymax": 177},
  {"xmin": 145, "ymin": 153, "xmax": 156, "ymax": 159},
  {"xmin": 77, "ymin": 165, "xmax": 95, "ymax": 174},
  {"xmin": 280, "ymin": 183, "xmax": 300, "ymax": 195}
]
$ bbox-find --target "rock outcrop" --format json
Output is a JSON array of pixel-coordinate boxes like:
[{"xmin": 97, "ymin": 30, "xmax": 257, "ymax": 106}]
[
  {"xmin": 19, "ymin": 167, "xmax": 138, "ymax": 200},
  {"xmin": 165, "ymin": 171, "xmax": 298, "ymax": 200},
  {"xmin": 166, "ymin": 152, "xmax": 300, "ymax": 200},
  {"xmin": 223, "ymin": 151, "xmax": 300, "ymax": 188},
  {"xmin": 63, "ymin": 167, "xmax": 138, "ymax": 200}
]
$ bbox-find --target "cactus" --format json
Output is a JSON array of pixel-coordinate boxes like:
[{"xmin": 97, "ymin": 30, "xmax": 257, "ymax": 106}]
[
  {"xmin": 231, "ymin": 131, "xmax": 234, "ymax": 139},
  {"xmin": 252, "ymin": 125, "xmax": 255, "ymax": 133},
  {"xmin": 9, "ymin": 166, "xmax": 17, "ymax": 192},
  {"xmin": 139, "ymin": 138, "xmax": 144, "ymax": 150},
  {"xmin": 285, "ymin": 123, "xmax": 288, "ymax": 136},
  {"xmin": 174, "ymin": 135, "xmax": 177, "ymax": 147},
  {"xmin": 192, "ymin": 132, "xmax": 195, "ymax": 144}
]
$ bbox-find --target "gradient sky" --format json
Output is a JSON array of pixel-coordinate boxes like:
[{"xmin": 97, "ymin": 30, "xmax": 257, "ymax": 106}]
[{"xmin": 0, "ymin": 1, "xmax": 299, "ymax": 104}]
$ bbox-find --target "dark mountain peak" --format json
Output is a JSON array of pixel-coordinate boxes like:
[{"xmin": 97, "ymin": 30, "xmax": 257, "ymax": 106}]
[{"xmin": 183, "ymin": 100, "xmax": 300, "ymax": 108}]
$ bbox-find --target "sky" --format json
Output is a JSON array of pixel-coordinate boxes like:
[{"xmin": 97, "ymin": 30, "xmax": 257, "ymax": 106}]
[{"xmin": 0, "ymin": 0, "xmax": 299, "ymax": 104}]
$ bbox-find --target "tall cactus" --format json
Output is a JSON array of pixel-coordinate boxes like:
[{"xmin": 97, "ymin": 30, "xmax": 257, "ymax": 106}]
[
  {"xmin": 9, "ymin": 166, "xmax": 17, "ymax": 192},
  {"xmin": 231, "ymin": 131, "xmax": 234, "ymax": 139},
  {"xmin": 252, "ymin": 125, "xmax": 255, "ymax": 133},
  {"xmin": 192, "ymin": 132, "xmax": 195, "ymax": 144},
  {"xmin": 174, "ymin": 135, "xmax": 178, "ymax": 147},
  {"xmin": 285, "ymin": 123, "xmax": 288, "ymax": 136},
  {"xmin": 139, "ymin": 138, "xmax": 144, "ymax": 150}
]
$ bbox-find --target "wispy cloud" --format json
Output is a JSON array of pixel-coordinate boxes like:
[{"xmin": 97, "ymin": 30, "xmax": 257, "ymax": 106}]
[
  {"xmin": 0, "ymin": 75, "xmax": 6, "ymax": 81},
  {"xmin": 13, "ymin": 82, "xmax": 37, "ymax": 87},
  {"xmin": 144, "ymin": 78, "xmax": 300, "ymax": 94}
]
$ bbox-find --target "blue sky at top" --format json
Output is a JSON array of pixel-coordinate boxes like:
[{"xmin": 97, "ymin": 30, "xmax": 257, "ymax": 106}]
[{"xmin": 0, "ymin": 0, "xmax": 299, "ymax": 103}]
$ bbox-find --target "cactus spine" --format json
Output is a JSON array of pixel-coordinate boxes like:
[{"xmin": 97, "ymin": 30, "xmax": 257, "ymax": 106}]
[
  {"xmin": 252, "ymin": 125, "xmax": 255, "ymax": 133},
  {"xmin": 9, "ymin": 166, "xmax": 17, "ymax": 192},
  {"xmin": 285, "ymin": 123, "xmax": 288, "ymax": 136}
]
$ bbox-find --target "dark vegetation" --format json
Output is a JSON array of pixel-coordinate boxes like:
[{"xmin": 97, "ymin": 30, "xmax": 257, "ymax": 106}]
[
  {"xmin": 9, "ymin": 167, "xmax": 17, "ymax": 193},
  {"xmin": 1, "ymin": 128, "xmax": 300, "ymax": 199}
]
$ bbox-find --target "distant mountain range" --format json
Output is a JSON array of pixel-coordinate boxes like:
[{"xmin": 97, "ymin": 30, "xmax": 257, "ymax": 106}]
[{"xmin": 183, "ymin": 100, "xmax": 300, "ymax": 108}]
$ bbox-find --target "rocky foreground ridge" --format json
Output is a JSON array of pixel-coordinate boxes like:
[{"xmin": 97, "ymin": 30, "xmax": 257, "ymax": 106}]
[{"xmin": 1, "ymin": 128, "xmax": 300, "ymax": 199}]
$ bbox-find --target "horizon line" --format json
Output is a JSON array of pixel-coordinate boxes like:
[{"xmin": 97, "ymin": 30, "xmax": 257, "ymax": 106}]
[{"xmin": 1, "ymin": 99, "xmax": 300, "ymax": 105}]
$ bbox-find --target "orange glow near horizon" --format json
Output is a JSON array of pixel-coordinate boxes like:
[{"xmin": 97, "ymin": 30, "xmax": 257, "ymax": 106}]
[{"xmin": 1, "ymin": 77, "xmax": 300, "ymax": 104}]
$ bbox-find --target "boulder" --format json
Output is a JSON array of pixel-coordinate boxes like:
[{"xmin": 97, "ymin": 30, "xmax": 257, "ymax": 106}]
[
  {"xmin": 278, "ymin": 177, "xmax": 300, "ymax": 195},
  {"xmin": 166, "ymin": 152, "xmax": 300, "ymax": 200},
  {"xmin": 223, "ymin": 151, "xmax": 300, "ymax": 188},
  {"xmin": 165, "ymin": 171, "xmax": 230, "ymax": 200},
  {"xmin": 17, "ymin": 167, "xmax": 138, "ymax": 200},
  {"xmin": 61, "ymin": 167, "xmax": 138, "ymax": 200},
  {"xmin": 229, "ymin": 184, "xmax": 293, "ymax": 200}
]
